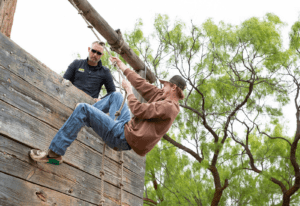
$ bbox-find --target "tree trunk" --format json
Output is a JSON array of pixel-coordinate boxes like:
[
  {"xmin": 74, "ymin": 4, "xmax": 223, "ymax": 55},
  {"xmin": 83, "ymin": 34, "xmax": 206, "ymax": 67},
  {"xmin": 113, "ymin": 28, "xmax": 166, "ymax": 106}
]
[
  {"xmin": 282, "ymin": 194, "xmax": 290, "ymax": 206},
  {"xmin": 0, "ymin": 0, "xmax": 17, "ymax": 38},
  {"xmin": 211, "ymin": 189, "xmax": 223, "ymax": 206},
  {"xmin": 67, "ymin": 0, "xmax": 156, "ymax": 83}
]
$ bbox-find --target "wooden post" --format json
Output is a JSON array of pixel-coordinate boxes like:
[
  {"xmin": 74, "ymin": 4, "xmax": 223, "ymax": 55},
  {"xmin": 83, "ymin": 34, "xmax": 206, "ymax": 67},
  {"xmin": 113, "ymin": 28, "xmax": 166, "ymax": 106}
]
[
  {"xmin": 68, "ymin": 0, "xmax": 156, "ymax": 83},
  {"xmin": 0, "ymin": 0, "xmax": 18, "ymax": 38}
]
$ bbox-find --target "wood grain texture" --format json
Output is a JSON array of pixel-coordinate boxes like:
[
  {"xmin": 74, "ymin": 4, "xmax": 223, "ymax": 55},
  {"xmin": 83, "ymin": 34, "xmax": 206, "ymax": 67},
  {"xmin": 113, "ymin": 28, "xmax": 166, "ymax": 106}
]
[
  {"xmin": 68, "ymin": 0, "xmax": 156, "ymax": 83},
  {"xmin": 0, "ymin": 30, "xmax": 145, "ymax": 176},
  {"xmin": 0, "ymin": 59, "xmax": 146, "ymax": 179},
  {"xmin": 0, "ymin": 82, "xmax": 144, "ymax": 199},
  {"xmin": 0, "ymin": 135, "xmax": 142, "ymax": 206},
  {"xmin": 0, "ymin": 171, "xmax": 98, "ymax": 206},
  {"xmin": 0, "ymin": 0, "xmax": 18, "ymax": 38},
  {"xmin": 0, "ymin": 31, "xmax": 146, "ymax": 203}
]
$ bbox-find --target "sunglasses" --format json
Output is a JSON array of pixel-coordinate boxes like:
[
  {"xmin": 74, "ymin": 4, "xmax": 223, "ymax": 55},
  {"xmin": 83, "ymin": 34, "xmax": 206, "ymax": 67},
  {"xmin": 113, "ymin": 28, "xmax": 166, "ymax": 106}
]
[{"xmin": 91, "ymin": 49, "xmax": 103, "ymax": 55}]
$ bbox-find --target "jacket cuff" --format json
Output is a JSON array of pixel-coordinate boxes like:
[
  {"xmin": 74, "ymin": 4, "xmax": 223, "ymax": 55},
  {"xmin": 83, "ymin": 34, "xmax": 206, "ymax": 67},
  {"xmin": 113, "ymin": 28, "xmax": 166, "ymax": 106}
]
[
  {"xmin": 124, "ymin": 68, "xmax": 131, "ymax": 76},
  {"xmin": 127, "ymin": 93, "xmax": 135, "ymax": 100}
]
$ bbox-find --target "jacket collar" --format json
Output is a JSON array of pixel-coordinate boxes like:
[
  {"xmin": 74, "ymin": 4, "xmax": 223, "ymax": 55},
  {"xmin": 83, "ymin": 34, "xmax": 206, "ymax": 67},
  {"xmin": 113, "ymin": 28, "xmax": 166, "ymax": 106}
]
[{"xmin": 85, "ymin": 57, "xmax": 103, "ymax": 69}]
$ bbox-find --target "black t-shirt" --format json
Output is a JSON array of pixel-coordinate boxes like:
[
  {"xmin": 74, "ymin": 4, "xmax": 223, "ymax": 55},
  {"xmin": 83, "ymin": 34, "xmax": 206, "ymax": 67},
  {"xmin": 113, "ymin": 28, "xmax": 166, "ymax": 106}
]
[{"xmin": 63, "ymin": 58, "xmax": 116, "ymax": 98}]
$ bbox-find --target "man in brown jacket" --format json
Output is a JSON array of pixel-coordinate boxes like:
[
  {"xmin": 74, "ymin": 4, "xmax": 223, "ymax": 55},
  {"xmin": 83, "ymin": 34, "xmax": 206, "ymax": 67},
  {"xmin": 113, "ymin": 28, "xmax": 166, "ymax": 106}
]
[{"xmin": 30, "ymin": 56, "xmax": 186, "ymax": 163}]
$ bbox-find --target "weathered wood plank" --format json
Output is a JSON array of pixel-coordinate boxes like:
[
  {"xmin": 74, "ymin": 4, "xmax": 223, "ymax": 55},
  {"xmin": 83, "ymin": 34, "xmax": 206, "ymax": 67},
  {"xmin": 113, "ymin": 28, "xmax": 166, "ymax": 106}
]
[
  {"xmin": 0, "ymin": 61, "xmax": 146, "ymax": 179},
  {"xmin": 0, "ymin": 31, "xmax": 95, "ymax": 110},
  {"xmin": 0, "ymin": 31, "xmax": 145, "ymax": 179},
  {"xmin": 0, "ymin": 134, "xmax": 142, "ymax": 206},
  {"xmin": 0, "ymin": 0, "xmax": 18, "ymax": 38},
  {"xmin": 0, "ymin": 99, "xmax": 144, "ymax": 198},
  {"xmin": 0, "ymin": 171, "xmax": 98, "ymax": 206},
  {"xmin": 68, "ymin": 0, "xmax": 156, "ymax": 83},
  {"xmin": 0, "ymin": 25, "xmax": 146, "ymax": 203}
]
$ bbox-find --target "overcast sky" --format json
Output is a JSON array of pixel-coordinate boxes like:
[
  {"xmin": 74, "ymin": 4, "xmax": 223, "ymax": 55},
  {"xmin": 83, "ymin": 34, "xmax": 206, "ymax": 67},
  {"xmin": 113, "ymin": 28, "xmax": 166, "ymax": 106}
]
[{"xmin": 10, "ymin": 0, "xmax": 300, "ymax": 136}]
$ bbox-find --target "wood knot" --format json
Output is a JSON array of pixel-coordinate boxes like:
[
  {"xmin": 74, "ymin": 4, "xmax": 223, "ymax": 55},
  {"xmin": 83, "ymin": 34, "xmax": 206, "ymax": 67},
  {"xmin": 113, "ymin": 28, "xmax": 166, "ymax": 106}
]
[
  {"xmin": 109, "ymin": 29, "xmax": 125, "ymax": 54},
  {"xmin": 36, "ymin": 191, "xmax": 47, "ymax": 202},
  {"xmin": 100, "ymin": 199, "xmax": 105, "ymax": 204}
]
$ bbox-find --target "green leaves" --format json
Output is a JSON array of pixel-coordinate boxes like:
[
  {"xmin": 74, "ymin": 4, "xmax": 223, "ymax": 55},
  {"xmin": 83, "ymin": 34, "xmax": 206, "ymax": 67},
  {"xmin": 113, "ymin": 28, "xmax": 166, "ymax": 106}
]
[
  {"xmin": 135, "ymin": 12, "xmax": 300, "ymax": 205},
  {"xmin": 289, "ymin": 18, "xmax": 300, "ymax": 53}
]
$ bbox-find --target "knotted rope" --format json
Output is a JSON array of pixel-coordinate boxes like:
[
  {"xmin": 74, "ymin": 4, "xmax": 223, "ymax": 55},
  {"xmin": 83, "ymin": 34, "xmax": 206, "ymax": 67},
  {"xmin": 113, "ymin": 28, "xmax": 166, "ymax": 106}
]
[{"xmin": 69, "ymin": 1, "xmax": 126, "ymax": 205}]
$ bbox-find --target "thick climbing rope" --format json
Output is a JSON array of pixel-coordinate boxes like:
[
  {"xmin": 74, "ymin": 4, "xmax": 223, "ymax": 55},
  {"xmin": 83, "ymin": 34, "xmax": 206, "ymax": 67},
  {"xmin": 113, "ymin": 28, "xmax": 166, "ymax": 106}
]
[{"xmin": 69, "ymin": 1, "xmax": 126, "ymax": 205}]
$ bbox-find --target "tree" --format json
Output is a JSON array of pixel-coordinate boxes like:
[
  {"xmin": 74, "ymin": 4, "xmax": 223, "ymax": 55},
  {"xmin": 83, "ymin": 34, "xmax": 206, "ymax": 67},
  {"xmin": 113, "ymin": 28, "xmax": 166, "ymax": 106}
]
[{"xmin": 125, "ymin": 13, "xmax": 300, "ymax": 205}]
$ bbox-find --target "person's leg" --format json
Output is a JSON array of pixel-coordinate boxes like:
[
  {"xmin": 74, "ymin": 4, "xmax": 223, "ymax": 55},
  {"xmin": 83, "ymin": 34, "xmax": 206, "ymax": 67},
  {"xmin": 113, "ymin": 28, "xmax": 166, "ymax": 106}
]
[
  {"xmin": 49, "ymin": 103, "xmax": 117, "ymax": 156},
  {"xmin": 93, "ymin": 92, "xmax": 131, "ymax": 150},
  {"xmin": 30, "ymin": 93, "xmax": 132, "ymax": 163},
  {"xmin": 93, "ymin": 92, "xmax": 131, "ymax": 122}
]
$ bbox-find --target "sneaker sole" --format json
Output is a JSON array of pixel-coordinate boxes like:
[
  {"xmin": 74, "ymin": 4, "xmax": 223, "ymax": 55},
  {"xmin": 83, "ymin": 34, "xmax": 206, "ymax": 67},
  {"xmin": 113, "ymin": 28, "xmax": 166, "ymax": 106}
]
[{"xmin": 29, "ymin": 150, "xmax": 63, "ymax": 165}]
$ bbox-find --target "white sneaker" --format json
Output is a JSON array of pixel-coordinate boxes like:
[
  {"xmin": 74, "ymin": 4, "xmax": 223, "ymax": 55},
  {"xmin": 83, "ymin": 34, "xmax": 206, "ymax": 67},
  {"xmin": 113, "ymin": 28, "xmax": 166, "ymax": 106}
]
[{"xmin": 29, "ymin": 149, "xmax": 63, "ymax": 165}]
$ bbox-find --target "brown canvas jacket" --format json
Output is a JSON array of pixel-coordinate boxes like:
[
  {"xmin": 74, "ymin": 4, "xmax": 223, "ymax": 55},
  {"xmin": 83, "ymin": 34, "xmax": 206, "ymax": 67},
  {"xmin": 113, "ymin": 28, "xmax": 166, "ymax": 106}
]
[{"xmin": 123, "ymin": 69, "xmax": 180, "ymax": 156}]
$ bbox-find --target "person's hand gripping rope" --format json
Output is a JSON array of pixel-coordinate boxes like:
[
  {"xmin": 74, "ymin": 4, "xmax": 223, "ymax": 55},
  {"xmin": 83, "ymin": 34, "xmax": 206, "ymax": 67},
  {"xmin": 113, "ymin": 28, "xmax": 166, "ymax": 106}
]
[{"xmin": 109, "ymin": 57, "xmax": 133, "ymax": 96}]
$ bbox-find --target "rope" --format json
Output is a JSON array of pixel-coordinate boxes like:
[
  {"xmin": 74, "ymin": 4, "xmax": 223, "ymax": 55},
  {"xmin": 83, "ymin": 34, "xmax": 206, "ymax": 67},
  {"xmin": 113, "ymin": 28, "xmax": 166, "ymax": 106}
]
[
  {"xmin": 69, "ymin": 1, "xmax": 126, "ymax": 205},
  {"xmin": 69, "ymin": 0, "xmax": 113, "ymax": 57},
  {"xmin": 99, "ymin": 144, "xmax": 106, "ymax": 205}
]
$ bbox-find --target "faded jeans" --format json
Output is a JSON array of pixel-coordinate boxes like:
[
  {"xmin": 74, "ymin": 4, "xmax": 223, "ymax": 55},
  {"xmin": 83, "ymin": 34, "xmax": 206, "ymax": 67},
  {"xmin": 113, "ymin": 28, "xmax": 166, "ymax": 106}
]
[{"xmin": 49, "ymin": 92, "xmax": 131, "ymax": 156}]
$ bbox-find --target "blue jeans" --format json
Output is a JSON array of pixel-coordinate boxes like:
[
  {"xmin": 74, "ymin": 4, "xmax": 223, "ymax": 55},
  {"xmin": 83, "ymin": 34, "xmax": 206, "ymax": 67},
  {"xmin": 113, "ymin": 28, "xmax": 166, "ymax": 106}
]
[{"xmin": 49, "ymin": 92, "xmax": 131, "ymax": 156}]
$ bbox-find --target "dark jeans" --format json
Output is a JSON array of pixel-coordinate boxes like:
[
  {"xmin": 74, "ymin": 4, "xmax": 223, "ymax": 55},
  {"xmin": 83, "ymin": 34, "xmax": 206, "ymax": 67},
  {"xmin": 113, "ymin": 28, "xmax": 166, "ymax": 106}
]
[{"xmin": 49, "ymin": 92, "xmax": 131, "ymax": 155}]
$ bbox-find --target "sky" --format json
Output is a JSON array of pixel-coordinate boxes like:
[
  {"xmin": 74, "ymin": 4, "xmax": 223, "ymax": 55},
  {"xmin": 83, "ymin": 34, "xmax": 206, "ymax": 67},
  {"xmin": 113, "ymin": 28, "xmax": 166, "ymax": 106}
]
[{"xmin": 10, "ymin": 0, "xmax": 300, "ymax": 136}]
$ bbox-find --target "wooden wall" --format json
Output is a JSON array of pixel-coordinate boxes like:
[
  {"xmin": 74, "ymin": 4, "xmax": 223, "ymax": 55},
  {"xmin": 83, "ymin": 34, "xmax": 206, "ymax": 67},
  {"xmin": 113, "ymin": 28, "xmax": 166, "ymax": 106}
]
[{"xmin": 0, "ymin": 31, "xmax": 145, "ymax": 206}]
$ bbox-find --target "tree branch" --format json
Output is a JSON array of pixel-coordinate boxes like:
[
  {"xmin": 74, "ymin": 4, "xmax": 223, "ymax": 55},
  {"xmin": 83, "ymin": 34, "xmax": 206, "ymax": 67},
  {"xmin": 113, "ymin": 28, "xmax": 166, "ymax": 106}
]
[{"xmin": 163, "ymin": 134, "xmax": 203, "ymax": 163}]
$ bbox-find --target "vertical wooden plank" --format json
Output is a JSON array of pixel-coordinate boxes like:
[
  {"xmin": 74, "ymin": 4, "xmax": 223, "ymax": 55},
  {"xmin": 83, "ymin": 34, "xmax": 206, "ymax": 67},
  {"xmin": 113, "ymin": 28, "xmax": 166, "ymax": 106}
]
[{"xmin": 0, "ymin": 0, "xmax": 18, "ymax": 38}]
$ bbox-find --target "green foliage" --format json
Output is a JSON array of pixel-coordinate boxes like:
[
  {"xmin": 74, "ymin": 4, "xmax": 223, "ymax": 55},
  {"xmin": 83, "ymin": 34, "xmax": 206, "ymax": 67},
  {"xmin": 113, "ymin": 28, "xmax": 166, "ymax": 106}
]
[
  {"xmin": 289, "ymin": 18, "xmax": 300, "ymax": 53},
  {"xmin": 123, "ymin": 13, "xmax": 300, "ymax": 206}
]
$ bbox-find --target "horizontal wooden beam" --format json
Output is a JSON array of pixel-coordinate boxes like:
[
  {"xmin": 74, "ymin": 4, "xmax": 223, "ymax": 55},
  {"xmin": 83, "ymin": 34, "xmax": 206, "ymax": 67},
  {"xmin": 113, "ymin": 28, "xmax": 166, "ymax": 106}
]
[{"xmin": 68, "ymin": 0, "xmax": 156, "ymax": 83}]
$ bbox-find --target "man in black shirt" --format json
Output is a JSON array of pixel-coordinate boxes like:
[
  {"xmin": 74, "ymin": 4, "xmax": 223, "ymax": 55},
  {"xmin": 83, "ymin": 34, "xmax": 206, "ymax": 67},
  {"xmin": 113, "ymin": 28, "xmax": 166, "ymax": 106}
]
[{"xmin": 63, "ymin": 41, "xmax": 116, "ymax": 100}]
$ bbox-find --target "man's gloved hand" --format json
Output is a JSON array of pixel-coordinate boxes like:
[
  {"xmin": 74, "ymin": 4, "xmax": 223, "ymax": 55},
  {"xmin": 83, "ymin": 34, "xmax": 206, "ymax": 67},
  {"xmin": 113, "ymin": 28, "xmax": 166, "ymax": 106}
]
[{"xmin": 62, "ymin": 79, "xmax": 72, "ymax": 87}]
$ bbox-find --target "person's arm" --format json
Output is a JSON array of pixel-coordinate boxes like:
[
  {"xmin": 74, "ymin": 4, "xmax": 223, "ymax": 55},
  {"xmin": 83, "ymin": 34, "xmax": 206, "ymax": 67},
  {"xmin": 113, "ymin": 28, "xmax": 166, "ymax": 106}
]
[
  {"xmin": 109, "ymin": 57, "xmax": 160, "ymax": 101},
  {"xmin": 63, "ymin": 60, "xmax": 77, "ymax": 83},
  {"xmin": 121, "ymin": 79, "xmax": 170, "ymax": 119},
  {"xmin": 126, "ymin": 94, "xmax": 171, "ymax": 119}
]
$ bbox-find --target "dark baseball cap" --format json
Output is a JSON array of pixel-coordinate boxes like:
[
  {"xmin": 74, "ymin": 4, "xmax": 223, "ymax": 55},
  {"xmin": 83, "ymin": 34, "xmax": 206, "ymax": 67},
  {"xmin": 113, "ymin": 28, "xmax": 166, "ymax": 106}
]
[{"xmin": 159, "ymin": 75, "xmax": 186, "ymax": 91}]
